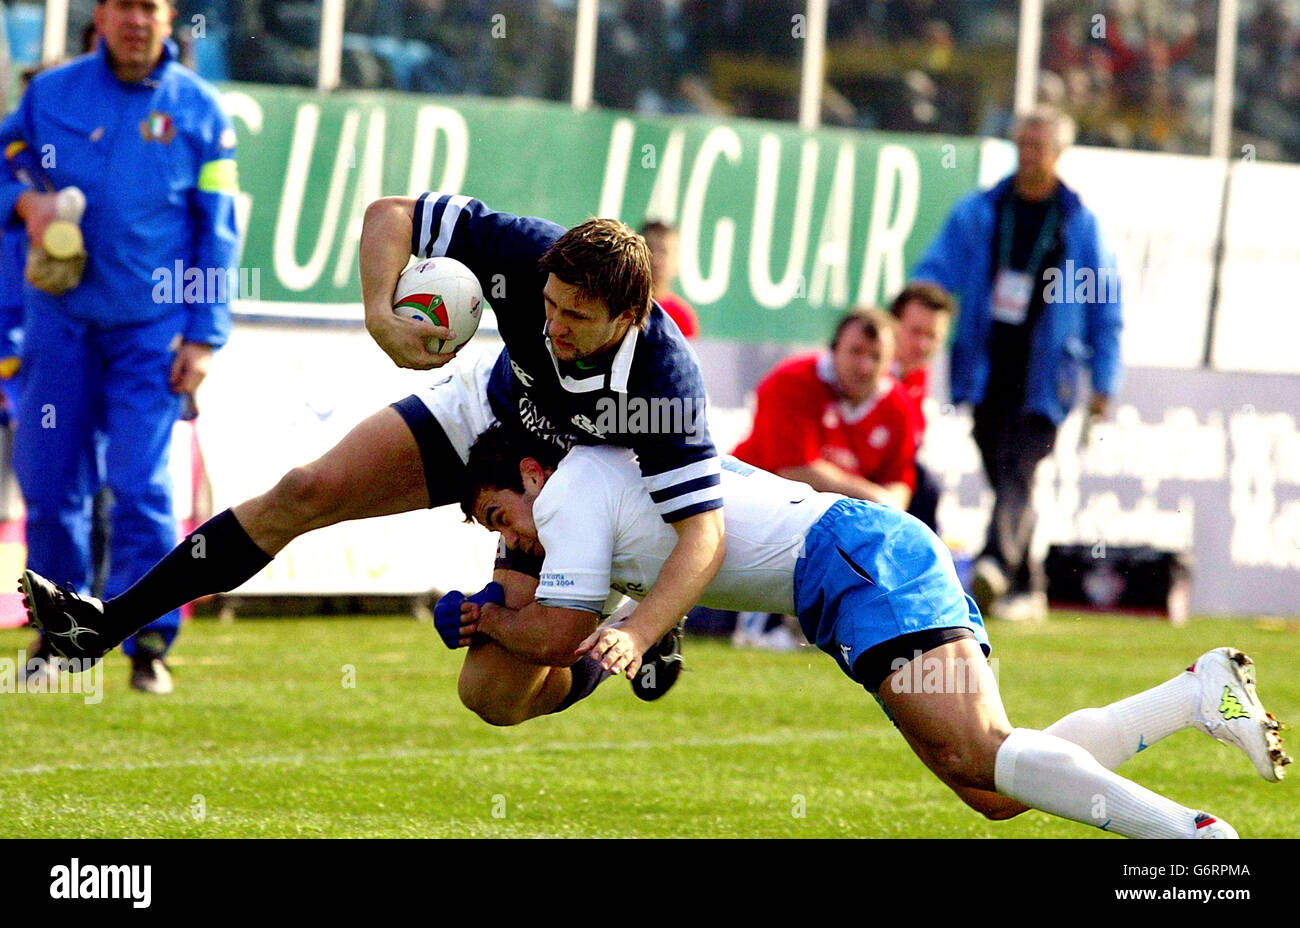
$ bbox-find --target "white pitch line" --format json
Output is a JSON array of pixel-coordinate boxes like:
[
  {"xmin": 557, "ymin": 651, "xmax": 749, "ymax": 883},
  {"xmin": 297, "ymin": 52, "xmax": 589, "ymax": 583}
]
[{"xmin": 0, "ymin": 729, "xmax": 868, "ymax": 778}]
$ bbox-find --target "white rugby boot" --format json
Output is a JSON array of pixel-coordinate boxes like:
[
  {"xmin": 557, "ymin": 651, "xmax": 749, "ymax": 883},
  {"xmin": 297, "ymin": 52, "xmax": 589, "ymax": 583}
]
[{"xmin": 1189, "ymin": 647, "xmax": 1291, "ymax": 782}]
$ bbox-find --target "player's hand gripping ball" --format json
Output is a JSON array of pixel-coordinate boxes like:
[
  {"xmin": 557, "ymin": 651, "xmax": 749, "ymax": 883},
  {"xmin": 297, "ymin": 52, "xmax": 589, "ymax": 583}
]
[
  {"xmin": 433, "ymin": 581, "xmax": 504, "ymax": 649},
  {"xmin": 392, "ymin": 257, "xmax": 484, "ymax": 354}
]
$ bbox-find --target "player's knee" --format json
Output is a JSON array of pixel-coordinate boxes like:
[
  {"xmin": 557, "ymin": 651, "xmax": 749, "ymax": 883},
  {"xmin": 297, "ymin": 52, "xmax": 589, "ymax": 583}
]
[
  {"xmin": 925, "ymin": 733, "xmax": 1005, "ymax": 793},
  {"xmin": 967, "ymin": 793, "xmax": 1026, "ymax": 821},
  {"xmin": 457, "ymin": 666, "xmax": 526, "ymax": 727},
  {"xmin": 930, "ymin": 747, "xmax": 990, "ymax": 791},
  {"xmin": 465, "ymin": 701, "xmax": 526, "ymax": 727},
  {"xmin": 270, "ymin": 465, "xmax": 336, "ymax": 523},
  {"xmin": 465, "ymin": 700, "xmax": 528, "ymax": 727}
]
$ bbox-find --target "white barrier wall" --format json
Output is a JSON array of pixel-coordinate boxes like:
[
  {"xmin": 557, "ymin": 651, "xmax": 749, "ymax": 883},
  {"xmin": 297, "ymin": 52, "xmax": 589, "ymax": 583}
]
[
  {"xmin": 1057, "ymin": 148, "xmax": 1225, "ymax": 370},
  {"xmin": 196, "ymin": 322, "xmax": 502, "ymax": 597},
  {"xmin": 1214, "ymin": 159, "xmax": 1300, "ymax": 373},
  {"xmin": 981, "ymin": 140, "xmax": 1300, "ymax": 374}
]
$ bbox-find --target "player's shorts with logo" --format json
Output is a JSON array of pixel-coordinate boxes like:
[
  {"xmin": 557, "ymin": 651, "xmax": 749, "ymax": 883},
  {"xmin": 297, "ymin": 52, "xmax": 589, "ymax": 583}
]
[{"xmin": 793, "ymin": 498, "xmax": 991, "ymax": 692}]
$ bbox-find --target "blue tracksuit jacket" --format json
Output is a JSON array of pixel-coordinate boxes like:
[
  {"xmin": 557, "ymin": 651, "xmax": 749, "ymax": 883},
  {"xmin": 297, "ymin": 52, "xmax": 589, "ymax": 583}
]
[{"xmin": 912, "ymin": 175, "xmax": 1124, "ymax": 425}]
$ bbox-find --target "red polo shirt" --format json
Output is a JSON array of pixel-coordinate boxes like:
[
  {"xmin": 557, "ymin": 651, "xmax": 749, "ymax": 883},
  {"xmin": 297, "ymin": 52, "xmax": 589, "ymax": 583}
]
[
  {"xmin": 733, "ymin": 351, "xmax": 917, "ymax": 490},
  {"xmin": 656, "ymin": 292, "xmax": 699, "ymax": 339}
]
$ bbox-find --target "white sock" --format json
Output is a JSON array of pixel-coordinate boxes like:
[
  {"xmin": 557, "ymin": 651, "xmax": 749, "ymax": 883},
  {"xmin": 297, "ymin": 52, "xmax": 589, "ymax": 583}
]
[
  {"xmin": 1045, "ymin": 670, "xmax": 1198, "ymax": 770},
  {"xmin": 994, "ymin": 728, "xmax": 1200, "ymax": 838},
  {"xmin": 736, "ymin": 611, "xmax": 769, "ymax": 638}
]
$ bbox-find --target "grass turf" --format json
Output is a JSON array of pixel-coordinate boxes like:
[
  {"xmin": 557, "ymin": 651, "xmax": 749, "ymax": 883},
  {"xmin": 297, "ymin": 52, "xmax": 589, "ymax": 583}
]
[{"xmin": 0, "ymin": 613, "xmax": 1296, "ymax": 838}]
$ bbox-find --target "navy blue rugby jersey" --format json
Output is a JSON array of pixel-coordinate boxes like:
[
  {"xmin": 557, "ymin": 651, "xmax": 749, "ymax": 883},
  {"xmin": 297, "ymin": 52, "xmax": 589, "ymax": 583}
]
[{"xmin": 411, "ymin": 192, "xmax": 721, "ymax": 523}]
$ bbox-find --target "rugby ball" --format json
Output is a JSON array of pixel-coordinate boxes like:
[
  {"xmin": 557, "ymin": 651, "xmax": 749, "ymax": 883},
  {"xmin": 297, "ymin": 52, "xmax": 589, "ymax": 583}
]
[{"xmin": 392, "ymin": 257, "xmax": 484, "ymax": 353}]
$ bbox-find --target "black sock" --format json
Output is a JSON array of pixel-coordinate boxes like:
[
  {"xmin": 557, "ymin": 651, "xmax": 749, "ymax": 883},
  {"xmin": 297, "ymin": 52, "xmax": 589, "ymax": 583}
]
[
  {"xmin": 102, "ymin": 509, "xmax": 273, "ymax": 638},
  {"xmin": 550, "ymin": 656, "xmax": 610, "ymax": 714}
]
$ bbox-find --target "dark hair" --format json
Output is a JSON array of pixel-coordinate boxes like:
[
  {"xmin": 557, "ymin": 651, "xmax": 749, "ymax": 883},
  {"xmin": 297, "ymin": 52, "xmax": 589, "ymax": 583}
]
[
  {"xmin": 831, "ymin": 306, "xmax": 896, "ymax": 350},
  {"xmin": 459, "ymin": 423, "xmax": 567, "ymax": 523},
  {"xmin": 639, "ymin": 219, "xmax": 677, "ymax": 238},
  {"xmin": 538, "ymin": 218, "xmax": 653, "ymax": 326},
  {"xmin": 888, "ymin": 282, "xmax": 954, "ymax": 319}
]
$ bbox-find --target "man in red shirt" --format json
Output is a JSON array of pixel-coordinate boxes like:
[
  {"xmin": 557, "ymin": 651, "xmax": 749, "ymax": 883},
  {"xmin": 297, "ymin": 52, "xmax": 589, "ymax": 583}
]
[
  {"xmin": 641, "ymin": 220, "xmax": 699, "ymax": 339},
  {"xmin": 888, "ymin": 283, "xmax": 954, "ymax": 530},
  {"xmin": 730, "ymin": 307, "xmax": 917, "ymax": 649},
  {"xmin": 734, "ymin": 307, "xmax": 916, "ymax": 511}
]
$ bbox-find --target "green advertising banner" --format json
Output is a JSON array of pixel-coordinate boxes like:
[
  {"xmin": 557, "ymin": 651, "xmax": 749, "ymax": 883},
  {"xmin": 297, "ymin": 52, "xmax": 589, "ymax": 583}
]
[{"xmin": 221, "ymin": 84, "xmax": 982, "ymax": 344}]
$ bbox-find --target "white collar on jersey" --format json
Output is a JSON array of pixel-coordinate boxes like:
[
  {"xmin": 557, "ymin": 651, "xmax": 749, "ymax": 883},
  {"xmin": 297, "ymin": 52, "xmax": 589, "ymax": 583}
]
[
  {"xmin": 541, "ymin": 320, "xmax": 639, "ymax": 394},
  {"xmin": 816, "ymin": 349, "xmax": 894, "ymax": 425}
]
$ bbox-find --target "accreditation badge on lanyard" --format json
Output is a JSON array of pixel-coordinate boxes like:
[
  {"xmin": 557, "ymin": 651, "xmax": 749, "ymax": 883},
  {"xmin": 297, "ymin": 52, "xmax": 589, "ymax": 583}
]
[
  {"xmin": 992, "ymin": 197, "xmax": 1059, "ymax": 326},
  {"xmin": 991, "ymin": 269, "xmax": 1033, "ymax": 325}
]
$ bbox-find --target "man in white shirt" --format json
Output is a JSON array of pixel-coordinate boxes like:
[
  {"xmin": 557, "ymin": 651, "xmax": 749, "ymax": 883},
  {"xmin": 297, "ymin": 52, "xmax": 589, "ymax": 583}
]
[{"xmin": 440, "ymin": 425, "xmax": 1289, "ymax": 837}]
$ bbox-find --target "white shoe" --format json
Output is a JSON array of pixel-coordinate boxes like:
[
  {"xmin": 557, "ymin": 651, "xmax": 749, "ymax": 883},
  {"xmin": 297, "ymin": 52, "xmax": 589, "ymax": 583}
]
[
  {"xmin": 747, "ymin": 625, "xmax": 803, "ymax": 652},
  {"xmin": 1190, "ymin": 647, "xmax": 1290, "ymax": 782},
  {"xmin": 130, "ymin": 656, "xmax": 174, "ymax": 695},
  {"xmin": 995, "ymin": 591, "xmax": 1048, "ymax": 623},
  {"xmin": 970, "ymin": 557, "xmax": 1008, "ymax": 616},
  {"xmin": 1193, "ymin": 812, "xmax": 1239, "ymax": 838}
]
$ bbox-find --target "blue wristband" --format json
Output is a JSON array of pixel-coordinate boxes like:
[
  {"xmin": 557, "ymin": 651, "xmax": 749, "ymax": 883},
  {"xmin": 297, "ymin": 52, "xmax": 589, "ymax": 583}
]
[
  {"xmin": 433, "ymin": 590, "xmax": 467, "ymax": 649},
  {"xmin": 466, "ymin": 581, "xmax": 504, "ymax": 608},
  {"xmin": 433, "ymin": 582, "xmax": 504, "ymax": 649}
]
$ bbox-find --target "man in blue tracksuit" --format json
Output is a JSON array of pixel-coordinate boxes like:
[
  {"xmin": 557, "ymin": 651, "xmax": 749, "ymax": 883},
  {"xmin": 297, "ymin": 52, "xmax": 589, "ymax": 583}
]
[
  {"xmin": 0, "ymin": 0, "xmax": 239, "ymax": 692},
  {"xmin": 912, "ymin": 105, "xmax": 1123, "ymax": 622}
]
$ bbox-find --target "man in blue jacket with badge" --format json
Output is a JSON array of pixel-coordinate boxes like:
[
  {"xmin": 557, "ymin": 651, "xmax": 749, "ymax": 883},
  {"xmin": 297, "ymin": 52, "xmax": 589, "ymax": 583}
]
[
  {"xmin": 0, "ymin": 0, "xmax": 240, "ymax": 692},
  {"xmin": 913, "ymin": 105, "xmax": 1122, "ymax": 623}
]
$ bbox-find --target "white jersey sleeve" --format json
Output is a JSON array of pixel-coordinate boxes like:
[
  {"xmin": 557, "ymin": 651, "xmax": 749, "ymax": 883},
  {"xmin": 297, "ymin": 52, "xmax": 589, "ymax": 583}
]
[
  {"xmin": 528, "ymin": 446, "xmax": 840, "ymax": 617},
  {"xmin": 532, "ymin": 451, "xmax": 625, "ymax": 612}
]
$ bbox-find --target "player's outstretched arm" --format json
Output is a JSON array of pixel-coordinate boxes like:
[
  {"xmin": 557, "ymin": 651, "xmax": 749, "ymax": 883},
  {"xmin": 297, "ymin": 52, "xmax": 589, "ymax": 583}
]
[
  {"xmin": 581, "ymin": 508, "xmax": 725, "ymax": 678},
  {"xmin": 360, "ymin": 196, "xmax": 458, "ymax": 370}
]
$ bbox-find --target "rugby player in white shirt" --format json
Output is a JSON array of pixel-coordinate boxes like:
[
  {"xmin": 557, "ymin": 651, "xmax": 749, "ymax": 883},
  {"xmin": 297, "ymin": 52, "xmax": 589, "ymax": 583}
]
[{"xmin": 441, "ymin": 425, "xmax": 1289, "ymax": 838}]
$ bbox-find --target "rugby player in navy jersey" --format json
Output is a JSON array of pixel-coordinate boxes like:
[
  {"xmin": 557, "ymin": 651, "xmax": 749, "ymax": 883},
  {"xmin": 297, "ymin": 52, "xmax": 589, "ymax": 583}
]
[
  {"xmin": 449, "ymin": 425, "xmax": 1289, "ymax": 836},
  {"xmin": 21, "ymin": 195, "xmax": 724, "ymax": 709}
]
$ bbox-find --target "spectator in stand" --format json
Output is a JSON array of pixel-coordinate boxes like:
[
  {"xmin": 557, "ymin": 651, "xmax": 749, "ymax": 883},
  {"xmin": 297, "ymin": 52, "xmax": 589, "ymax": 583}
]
[
  {"xmin": 887, "ymin": 282, "xmax": 953, "ymax": 532},
  {"xmin": 641, "ymin": 220, "xmax": 699, "ymax": 339}
]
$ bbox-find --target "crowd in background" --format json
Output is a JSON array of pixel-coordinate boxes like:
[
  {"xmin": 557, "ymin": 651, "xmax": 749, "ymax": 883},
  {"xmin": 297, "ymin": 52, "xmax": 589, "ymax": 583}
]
[
  {"xmin": 3, "ymin": 0, "xmax": 1293, "ymax": 161},
  {"xmin": 1042, "ymin": 0, "xmax": 1300, "ymax": 161}
]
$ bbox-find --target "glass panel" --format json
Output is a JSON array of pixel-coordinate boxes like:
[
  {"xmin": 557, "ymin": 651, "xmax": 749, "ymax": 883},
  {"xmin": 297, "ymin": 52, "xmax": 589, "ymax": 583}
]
[
  {"xmin": 176, "ymin": 1, "xmax": 240, "ymax": 82},
  {"xmin": 3, "ymin": 1, "xmax": 48, "ymax": 68},
  {"xmin": 1040, "ymin": 0, "xmax": 1216, "ymax": 155},
  {"xmin": 595, "ymin": 0, "xmax": 805, "ymax": 121},
  {"xmin": 64, "ymin": 1, "xmax": 254, "ymax": 83},
  {"xmin": 824, "ymin": 0, "xmax": 1021, "ymax": 134},
  {"xmin": 343, "ymin": 0, "xmax": 576, "ymax": 98},
  {"xmin": 207, "ymin": 1, "xmax": 324, "ymax": 86},
  {"xmin": 64, "ymin": 0, "xmax": 96, "ymax": 59},
  {"xmin": 1233, "ymin": 0, "xmax": 1300, "ymax": 162}
]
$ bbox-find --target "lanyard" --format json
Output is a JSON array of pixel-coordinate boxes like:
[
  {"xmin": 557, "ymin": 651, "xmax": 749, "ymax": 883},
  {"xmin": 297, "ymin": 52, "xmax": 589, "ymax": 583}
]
[{"xmin": 997, "ymin": 196, "xmax": 1060, "ymax": 284}]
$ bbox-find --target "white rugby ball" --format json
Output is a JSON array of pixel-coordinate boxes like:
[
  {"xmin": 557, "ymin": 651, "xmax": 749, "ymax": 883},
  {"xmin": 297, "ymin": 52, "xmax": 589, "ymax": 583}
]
[{"xmin": 392, "ymin": 257, "xmax": 484, "ymax": 353}]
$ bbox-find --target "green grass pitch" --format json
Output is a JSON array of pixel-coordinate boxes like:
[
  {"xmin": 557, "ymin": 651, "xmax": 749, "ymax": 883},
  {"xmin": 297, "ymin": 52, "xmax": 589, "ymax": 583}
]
[{"xmin": 1, "ymin": 613, "xmax": 1296, "ymax": 838}]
